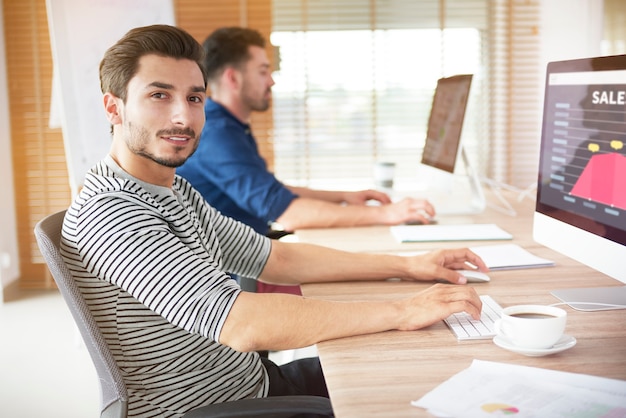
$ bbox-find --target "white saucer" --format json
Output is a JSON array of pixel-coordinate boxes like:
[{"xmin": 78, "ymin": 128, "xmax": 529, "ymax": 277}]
[{"xmin": 493, "ymin": 334, "xmax": 577, "ymax": 357}]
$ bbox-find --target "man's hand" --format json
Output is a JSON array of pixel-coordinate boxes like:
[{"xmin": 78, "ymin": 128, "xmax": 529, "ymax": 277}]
[
  {"xmin": 380, "ymin": 197, "xmax": 436, "ymax": 225},
  {"xmin": 342, "ymin": 189, "xmax": 392, "ymax": 205},
  {"xmin": 401, "ymin": 248, "xmax": 489, "ymax": 285},
  {"xmin": 395, "ymin": 283, "xmax": 483, "ymax": 329}
]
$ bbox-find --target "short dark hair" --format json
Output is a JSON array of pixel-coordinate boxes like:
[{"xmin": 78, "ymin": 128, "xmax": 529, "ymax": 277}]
[
  {"xmin": 202, "ymin": 27, "xmax": 266, "ymax": 82},
  {"xmin": 99, "ymin": 24, "xmax": 207, "ymax": 102}
]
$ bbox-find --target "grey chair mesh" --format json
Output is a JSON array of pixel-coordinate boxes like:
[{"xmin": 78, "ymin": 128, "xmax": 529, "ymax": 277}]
[
  {"xmin": 34, "ymin": 210, "xmax": 333, "ymax": 418},
  {"xmin": 34, "ymin": 210, "xmax": 127, "ymax": 418}
]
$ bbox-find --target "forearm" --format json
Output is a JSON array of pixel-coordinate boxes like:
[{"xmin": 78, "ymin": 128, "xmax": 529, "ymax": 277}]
[
  {"xmin": 276, "ymin": 197, "xmax": 386, "ymax": 230},
  {"xmin": 220, "ymin": 282, "xmax": 482, "ymax": 352},
  {"xmin": 220, "ymin": 291, "xmax": 402, "ymax": 351},
  {"xmin": 260, "ymin": 241, "xmax": 484, "ymax": 287},
  {"xmin": 287, "ymin": 186, "xmax": 347, "ymax": 203},
  {"xmin": 259, "ymin": 241, "xmax": 408, "ymax": 285}
]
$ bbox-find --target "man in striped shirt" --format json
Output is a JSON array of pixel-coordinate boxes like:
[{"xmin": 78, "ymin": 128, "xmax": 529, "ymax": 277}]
[{"xmin": 61, "ymin": 24, "xmax": 487, "ymax": 417}]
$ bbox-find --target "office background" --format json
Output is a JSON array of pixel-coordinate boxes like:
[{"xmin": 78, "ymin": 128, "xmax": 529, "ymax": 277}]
[{"xmin": 0, "ymin": 0, "xmax": 623, "ymax": 297}]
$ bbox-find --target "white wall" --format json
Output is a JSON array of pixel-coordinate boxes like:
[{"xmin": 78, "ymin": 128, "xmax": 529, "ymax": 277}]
[
  {"xmin": 540, "ymin": 0, "xmax": 603, "ymax": 67},
  {"xmin": 0, "ymin": 0, "xmax": 20, "ymax": 299}
]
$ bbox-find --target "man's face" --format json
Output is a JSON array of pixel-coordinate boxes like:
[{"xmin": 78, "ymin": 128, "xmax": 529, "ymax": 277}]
[
  {"xmin": 239, "ymin": 45, "xmax": 275, "ymax": 112},
  {"xmin": 117, "ymin": 54, "xmax": 206, "ymax": 169}
]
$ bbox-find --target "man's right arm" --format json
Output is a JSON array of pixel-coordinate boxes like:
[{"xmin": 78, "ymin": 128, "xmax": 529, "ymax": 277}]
[{"xmin": 219, "ymin": 284, "xmax": 480, "ymax": 352}]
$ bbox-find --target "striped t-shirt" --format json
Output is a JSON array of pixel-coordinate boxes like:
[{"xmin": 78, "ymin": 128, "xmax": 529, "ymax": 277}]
[{"xmin": 61, "ymin": 156, "xmax": 272, "ymax": 417}]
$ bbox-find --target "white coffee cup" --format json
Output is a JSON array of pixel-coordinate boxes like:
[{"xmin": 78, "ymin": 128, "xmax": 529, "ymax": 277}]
[
  {"xmin": 373, "ymin": 162, "xmax": 396, "ymax": 189},
  {"xmin": 495, "ymin": 304, "xmax": 567, "ymax": 349}
]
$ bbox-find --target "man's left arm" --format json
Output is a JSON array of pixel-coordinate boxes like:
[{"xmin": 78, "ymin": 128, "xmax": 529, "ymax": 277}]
[{"xmin": 259, "ymin": 240, "xmax": 488, "ymax": 286}]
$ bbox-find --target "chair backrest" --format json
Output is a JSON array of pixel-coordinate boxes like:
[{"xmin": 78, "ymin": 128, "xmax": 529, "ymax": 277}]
[{"xmin": 34, "ymin": 210, "xmax": 128, "ymax": 418}]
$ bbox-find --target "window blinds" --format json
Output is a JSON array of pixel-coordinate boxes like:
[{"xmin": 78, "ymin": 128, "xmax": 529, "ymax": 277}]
[{"xmin": 5, "ymin": 0, "xmax": 64, "ymax": 289}]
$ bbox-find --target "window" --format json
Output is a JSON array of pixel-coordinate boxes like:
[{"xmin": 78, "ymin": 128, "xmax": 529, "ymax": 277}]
[
  {"xmin": 271, "ymin": 0, "xmax": 543, "ymax": 189},
  {"xmin": 603, "ymin": 0, "xmax": 626, "ymax": 55},
  {"xmin": 271, "ymin": 0, "xmax": 488, "ymax": 187}
]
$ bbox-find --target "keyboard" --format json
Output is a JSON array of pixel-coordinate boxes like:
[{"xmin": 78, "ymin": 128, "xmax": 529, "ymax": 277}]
[{"xmin": 444, "ymin": 295, "xmax": 503, "ymax": 340}]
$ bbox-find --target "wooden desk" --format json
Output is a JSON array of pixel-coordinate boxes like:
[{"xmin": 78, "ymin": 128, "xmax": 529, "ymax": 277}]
[{"xmin": 296, "ymin": 192, "xmax": 626, "ymax": 417}]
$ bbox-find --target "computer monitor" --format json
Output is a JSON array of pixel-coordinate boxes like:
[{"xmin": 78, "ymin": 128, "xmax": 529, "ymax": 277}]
[
  {"xmin": 533, "ymin": 54, "xmax": 626, "ymax": 308},
  {"xmin": 418, "ymin": 74, "xmax": 485, "ymax": 214},
  {"xmin": 421, "ymin": 74, "xmax": 472, "ymax": 173}
]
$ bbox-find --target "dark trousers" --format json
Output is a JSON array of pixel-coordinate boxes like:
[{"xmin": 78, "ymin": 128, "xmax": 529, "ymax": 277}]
[{"xmin": 261, "ymin": 356, "xmax": 329, "ymax": 398}]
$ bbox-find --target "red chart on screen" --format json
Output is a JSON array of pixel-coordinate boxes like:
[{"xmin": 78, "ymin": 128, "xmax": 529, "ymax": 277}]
[{"xmin": 571, "ymin": 153, "xmax": 626, "ymax": 210}]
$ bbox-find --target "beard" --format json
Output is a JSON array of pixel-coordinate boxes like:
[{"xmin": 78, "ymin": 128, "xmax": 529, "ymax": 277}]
[
  {"xmin": 241, "ymin": 81, "xmax": 271, "ymax": 112},
  {"xmin": 250, "ymin": 94, "xmax": 271, "ymax": 112},
  {"xmin": 124, "ymin": 121, "xmax": 198, "ymax": 168}
]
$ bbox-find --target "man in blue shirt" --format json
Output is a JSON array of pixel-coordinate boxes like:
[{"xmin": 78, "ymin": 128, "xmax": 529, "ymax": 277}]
[{"xmin": 178, "ymin": 27, "xmax": 436, "ymax": 294}]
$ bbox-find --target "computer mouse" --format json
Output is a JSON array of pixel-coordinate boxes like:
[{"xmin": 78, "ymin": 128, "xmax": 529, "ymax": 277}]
[
  {"xmin": 404, "ymin": 218, "xmax": 438, "ymax": 225},
  {"xmin": 458, "ymin": 269, "xmax": 490, "ymax": 283}
]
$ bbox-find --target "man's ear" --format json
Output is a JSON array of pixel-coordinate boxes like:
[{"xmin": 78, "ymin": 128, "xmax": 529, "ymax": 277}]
[
  {"xmin": 222, "ymin": 66, "xmax": 242, "ymax": 90},
  {"xmin": 103, "ymin": 92, "xmax": 123, "ymax": 125}
]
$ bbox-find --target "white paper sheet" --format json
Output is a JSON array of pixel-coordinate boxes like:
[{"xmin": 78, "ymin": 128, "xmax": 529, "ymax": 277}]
[
  {"xmin": 412, "ymin": 359, "xmax": 626, "ymax": 418},
  {"xmin": 390, "ymin": 224, "xmax": 513, "ymax": 243}
]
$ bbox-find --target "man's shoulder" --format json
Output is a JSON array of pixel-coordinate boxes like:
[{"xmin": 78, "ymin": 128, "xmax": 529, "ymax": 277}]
[
  {"xmin": 174, "ymin": 175, "xmax": 205, "ymax": 204},
  {"xmin": 74, "ymin": 162, "xmax": 162, "ymax": 216},
  {"xmin": 82, "ymin": 161, "xmax": 142, "ymax": 195}
]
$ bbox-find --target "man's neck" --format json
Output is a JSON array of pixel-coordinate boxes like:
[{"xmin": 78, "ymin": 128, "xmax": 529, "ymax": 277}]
[
  {"xmin": 109, "ymin": 142, "xmax": 175, "ymax": 188},
  {"xmin": 210, "ymin": 91, "xmax": 251, "ymax": 124}
]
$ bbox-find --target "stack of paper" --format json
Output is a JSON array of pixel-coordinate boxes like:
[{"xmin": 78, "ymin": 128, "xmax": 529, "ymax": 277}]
[{"xmin": 412, "ymin": 360, "xmax": 626, "ymax": 417}]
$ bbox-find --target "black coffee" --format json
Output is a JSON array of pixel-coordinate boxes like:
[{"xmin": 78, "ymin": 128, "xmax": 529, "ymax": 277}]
[{"xmin": 510, "ymin": 313, "xmax": 556, "ymax": 319}]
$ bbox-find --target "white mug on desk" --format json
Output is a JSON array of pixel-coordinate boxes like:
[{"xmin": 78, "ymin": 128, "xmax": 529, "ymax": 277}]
[
  {"xmin": 373, "ymin": 161, "xmax": 396, "ymax": 189},
  {"xmin": 495, "ymin": 305, "xmax": 567, "ymax": 349}
]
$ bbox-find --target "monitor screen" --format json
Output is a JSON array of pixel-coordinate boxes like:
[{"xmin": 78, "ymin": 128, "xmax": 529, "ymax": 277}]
[
  {"xmin": 421, "ymin": 74, "xmax": 473, "ymax": 173},
  {"xmin": 534, "ymin": 54, "xmax": 626, "ymax": 283}
]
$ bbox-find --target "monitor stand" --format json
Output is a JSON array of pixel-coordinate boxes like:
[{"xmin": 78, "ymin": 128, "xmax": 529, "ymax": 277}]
[
  {"xmin": 460, "ymin": 147, "xmax": 486, "ymax": 214},
  {"xmin": 397, "ymin": 146, "xmax": 535, "ymax": 217},
  {"xmin": 551, "ymin": 286, "xmax": 626, "ymax": 311},
  {"xmin": 412, "ymin": 146, "xmax": 486, "ymax": 215}
]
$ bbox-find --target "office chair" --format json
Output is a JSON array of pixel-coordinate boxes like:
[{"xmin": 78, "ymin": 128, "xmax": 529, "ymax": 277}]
[{"xmin": 34, "ymin": 210, "xmax": 333, "ymax": 418}]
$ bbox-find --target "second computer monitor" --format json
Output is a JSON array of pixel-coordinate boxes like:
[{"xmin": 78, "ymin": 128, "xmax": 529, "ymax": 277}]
[
  {"xmin": 421, "ymin": 74, "xmax": 473, "ymax": 173},
  {"xmin": 417, "ymin": 74, "xmax": 485, "ymax": 214}
]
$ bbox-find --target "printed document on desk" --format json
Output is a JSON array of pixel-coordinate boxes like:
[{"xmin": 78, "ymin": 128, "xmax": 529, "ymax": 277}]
[
  {"xmin": 412, "ymin": 359, "xmax": 626, "ymax": 418},
  {"xmin": 390, "ymin": 223, "xmax": 512, "ymax": 243}
]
